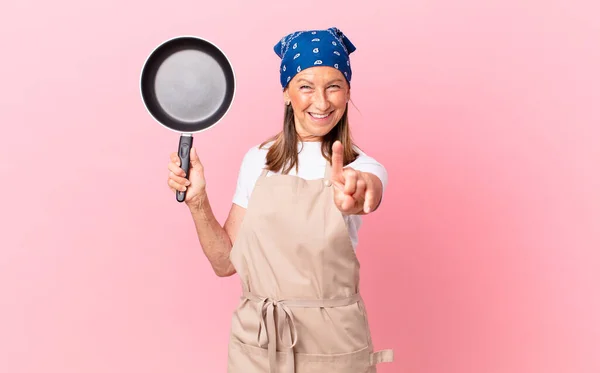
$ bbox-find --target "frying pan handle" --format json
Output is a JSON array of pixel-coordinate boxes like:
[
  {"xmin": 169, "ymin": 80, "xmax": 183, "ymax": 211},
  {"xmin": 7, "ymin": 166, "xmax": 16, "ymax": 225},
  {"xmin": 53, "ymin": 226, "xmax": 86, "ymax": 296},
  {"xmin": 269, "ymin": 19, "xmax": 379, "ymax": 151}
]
[{"xmin": 176, "ymin": 134, "xmax": 194, "ymax": 203}]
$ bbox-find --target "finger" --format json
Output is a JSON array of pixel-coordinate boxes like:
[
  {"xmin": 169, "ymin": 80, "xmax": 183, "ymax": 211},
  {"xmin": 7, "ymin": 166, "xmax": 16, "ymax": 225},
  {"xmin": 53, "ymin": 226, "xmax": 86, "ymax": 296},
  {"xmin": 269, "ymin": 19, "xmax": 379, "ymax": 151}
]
[
  {"xmin": 332, "ymin": 180, "xmax": 345, "ymax": 192},
  {"xmin": 170, "ymin": 152, "xmax": 181, "ymax": 166},
  {"xmin": 363, "ymin": 177, "xmax": 376, "ymax": 213},
  {"xmin": 168, "ymin": 162, "xmax": 185, "ymax": 177},
  {"xmin": 353, "ymin": 178, "xmax": 366, "ymax": 201},
  {"xmin": 169, "ymin": 171, "xmax": 190, "ymax": 186},
  {"xmin": 168, "ymin": 178, "xmax": 187, "ymax": 192},
  {"xmin": 343, "ymin": 168, "xmax": 357, "ymax": 195},
  {"xmin": 330, "ymin": 141, "xmax": 344, "ymax": 180},
  {"xmin": 342, "ymin": 194, "xmax": 356, "ymax": 211}
]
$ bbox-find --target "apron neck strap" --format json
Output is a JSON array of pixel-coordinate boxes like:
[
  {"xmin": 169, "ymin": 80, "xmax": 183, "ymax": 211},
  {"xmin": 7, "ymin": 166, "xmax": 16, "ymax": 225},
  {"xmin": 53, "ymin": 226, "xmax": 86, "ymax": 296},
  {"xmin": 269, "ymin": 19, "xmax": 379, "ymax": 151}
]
[{"xmin": 324, "ymin": 159, "xmax": 332, "ymax": 179}]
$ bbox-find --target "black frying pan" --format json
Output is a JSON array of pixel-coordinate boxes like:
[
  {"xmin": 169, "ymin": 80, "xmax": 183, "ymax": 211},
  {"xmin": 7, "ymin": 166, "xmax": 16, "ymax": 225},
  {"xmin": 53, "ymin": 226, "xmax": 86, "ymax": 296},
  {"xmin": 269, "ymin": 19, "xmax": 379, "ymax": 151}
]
[{"xmin": 140, "ymin": 35, "xmax": 236, "ymax": 202}]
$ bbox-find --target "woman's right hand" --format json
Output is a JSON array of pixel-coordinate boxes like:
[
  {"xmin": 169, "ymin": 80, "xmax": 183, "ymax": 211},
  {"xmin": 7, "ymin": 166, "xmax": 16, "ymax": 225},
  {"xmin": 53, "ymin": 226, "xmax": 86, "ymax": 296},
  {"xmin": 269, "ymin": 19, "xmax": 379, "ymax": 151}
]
[{"xmin": 167, "ymin": 147, "xmax": 207, "ymax": 205}]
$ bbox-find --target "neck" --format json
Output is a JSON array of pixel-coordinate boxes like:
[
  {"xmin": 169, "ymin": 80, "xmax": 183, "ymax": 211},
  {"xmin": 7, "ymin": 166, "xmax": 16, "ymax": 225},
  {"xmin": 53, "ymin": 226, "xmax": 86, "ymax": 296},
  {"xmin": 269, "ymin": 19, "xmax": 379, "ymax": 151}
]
[
  {"xmin": 300, "ymin": 137, "xmax": 321, "ymax": 142},
  {"xmin": 297, "ymin": 133, "xmax": 322, "ymax": 142}
]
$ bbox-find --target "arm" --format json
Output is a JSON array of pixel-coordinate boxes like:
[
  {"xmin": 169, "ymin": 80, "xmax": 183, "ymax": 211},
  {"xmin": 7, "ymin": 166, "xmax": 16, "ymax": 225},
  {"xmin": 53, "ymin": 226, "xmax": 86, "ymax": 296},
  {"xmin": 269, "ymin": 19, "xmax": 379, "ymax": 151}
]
[
  {"xmin": 187, "ymin": 199, "xmax": 246, "ymax": 277},
  {"xmin": 168, "ymin": 147, "xmax": 249, "ymax": 278}
]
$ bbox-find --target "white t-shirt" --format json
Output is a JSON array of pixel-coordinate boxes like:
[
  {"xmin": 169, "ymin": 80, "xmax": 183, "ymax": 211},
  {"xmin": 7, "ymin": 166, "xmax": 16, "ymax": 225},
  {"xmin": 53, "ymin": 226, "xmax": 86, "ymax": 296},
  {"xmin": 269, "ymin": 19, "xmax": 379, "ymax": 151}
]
[{"xmin": 232, "ymin": 141, "xmax": 388, "ymax": 250}]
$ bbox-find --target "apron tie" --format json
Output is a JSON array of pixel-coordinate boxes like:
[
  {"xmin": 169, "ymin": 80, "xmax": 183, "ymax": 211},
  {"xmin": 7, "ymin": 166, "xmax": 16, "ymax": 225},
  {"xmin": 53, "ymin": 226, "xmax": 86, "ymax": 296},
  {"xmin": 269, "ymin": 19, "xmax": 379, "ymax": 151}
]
[
  {"xmin": 257, "ymin": 297, "xmax": 298, "ymax": 373},
  {"xmin": 242, "ymin": 291, "xmax": 363, "ymax": 373}
]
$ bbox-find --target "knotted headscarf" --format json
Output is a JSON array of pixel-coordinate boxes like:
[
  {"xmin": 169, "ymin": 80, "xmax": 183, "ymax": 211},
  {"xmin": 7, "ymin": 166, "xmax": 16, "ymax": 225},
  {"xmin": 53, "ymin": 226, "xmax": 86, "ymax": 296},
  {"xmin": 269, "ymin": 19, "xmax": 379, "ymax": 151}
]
[{"xmin": 274, "ymin": 27, "xmax": 357, "ymax": 89}]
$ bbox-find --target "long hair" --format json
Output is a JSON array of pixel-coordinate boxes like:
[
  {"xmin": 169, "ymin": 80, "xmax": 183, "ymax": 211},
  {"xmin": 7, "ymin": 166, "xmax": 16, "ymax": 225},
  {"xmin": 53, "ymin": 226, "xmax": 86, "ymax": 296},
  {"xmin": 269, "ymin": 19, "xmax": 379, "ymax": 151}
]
[{"xmin": 259, "ymin": 103, "xmax": 359, "ymax": 174}]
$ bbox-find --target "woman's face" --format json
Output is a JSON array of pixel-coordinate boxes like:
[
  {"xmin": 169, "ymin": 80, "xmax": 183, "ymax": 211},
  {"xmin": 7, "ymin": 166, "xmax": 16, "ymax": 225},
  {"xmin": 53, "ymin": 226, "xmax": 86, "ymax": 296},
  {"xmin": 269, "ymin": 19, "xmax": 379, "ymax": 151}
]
[{"xmin": 284, "ymin": 66, "xmax": 350, "ymax": 142}]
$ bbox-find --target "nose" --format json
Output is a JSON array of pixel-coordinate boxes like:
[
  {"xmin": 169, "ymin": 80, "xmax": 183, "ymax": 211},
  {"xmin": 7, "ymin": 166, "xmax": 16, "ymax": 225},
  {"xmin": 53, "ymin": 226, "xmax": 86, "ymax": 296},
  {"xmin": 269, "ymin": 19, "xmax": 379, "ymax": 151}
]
[{"xmin": 313, "ymin": 89, "xmax": 330, "ymax": 111}]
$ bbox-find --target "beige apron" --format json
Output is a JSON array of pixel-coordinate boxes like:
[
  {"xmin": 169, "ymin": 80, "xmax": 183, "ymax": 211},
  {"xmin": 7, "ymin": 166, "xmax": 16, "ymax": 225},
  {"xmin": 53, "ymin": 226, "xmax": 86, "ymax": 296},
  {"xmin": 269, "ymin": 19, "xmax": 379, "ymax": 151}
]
[{"xmin": 227, "ymin": 160, "xmax": 393, "ymax": 373}]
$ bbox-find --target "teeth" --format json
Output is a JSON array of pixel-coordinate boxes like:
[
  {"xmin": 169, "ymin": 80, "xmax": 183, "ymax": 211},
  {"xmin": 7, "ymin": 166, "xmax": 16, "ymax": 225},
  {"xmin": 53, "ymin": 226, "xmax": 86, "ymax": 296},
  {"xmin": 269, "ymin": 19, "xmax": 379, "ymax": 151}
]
[{"xmin": 311, "ymin": 112, "xmax": 329, "ymax": 119}]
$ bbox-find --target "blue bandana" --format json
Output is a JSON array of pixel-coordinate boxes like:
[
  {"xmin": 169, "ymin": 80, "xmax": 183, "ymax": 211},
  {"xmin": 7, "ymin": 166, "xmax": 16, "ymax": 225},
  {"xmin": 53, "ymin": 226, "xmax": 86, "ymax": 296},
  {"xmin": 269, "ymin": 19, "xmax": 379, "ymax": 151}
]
[{"xmin": 274, "ymin": 27, "xmax": 357, "ymax": 89}]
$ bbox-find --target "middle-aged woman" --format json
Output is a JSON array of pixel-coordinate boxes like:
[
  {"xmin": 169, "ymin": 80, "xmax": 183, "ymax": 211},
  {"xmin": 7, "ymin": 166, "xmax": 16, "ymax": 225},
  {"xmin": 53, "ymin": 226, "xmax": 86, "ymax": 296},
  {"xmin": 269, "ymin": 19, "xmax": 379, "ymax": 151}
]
[{"xmin": 167, "ymin": 27, "xmax": 394, "ymax": 373}]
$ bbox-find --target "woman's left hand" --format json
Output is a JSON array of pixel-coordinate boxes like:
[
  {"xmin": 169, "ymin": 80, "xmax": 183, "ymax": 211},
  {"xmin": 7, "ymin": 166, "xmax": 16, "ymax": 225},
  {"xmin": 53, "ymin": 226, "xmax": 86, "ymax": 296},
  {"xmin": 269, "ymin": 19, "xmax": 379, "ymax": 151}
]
[{"xmin": 330, "ymin": 141, "xmax": 382, "ymax": 215}]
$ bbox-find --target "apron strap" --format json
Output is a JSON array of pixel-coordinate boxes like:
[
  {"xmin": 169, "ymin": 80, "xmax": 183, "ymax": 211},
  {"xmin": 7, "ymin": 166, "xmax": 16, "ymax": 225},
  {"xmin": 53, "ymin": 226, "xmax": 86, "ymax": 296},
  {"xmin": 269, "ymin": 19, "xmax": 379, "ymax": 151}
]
[
  {"xmin": 370, "ymin": 349, "xmax": 394, "ymax": 365},
  {"xmin": 324, "ymin": 158, "xmax": 332, "ymax": 179}
]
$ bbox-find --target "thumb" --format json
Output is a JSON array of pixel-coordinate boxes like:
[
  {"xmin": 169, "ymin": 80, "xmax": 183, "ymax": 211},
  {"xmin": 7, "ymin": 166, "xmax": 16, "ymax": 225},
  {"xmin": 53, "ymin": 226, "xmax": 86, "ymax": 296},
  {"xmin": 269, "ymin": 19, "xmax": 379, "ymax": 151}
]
[{"xmin": 189, "ymin": 147, "xmax": 203, "ymax": 170}]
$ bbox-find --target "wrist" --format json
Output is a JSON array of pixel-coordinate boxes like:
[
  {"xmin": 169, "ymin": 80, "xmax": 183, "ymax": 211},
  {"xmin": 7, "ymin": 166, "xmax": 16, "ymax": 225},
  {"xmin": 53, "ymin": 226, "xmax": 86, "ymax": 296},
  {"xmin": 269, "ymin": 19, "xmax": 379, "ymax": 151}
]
[{"xmin": 185, "ymin": 191, "xmax": 208, "ymax": 211}]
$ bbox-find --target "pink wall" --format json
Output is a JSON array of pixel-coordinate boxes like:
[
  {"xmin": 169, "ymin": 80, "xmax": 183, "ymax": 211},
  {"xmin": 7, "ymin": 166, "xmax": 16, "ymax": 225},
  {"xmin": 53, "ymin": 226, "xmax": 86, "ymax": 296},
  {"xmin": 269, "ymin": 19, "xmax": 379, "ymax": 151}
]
[{"xmin": 1, "ymin": 1, "xmax": 599, "ymax": 372}]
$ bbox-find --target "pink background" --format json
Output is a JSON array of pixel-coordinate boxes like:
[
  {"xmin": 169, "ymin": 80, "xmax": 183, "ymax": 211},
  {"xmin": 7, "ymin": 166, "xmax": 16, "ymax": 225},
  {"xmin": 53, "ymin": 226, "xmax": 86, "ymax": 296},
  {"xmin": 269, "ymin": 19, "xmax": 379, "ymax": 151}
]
[{"xmin": 1, "ymin": 0, "xmax": 599, "ymax": 372}]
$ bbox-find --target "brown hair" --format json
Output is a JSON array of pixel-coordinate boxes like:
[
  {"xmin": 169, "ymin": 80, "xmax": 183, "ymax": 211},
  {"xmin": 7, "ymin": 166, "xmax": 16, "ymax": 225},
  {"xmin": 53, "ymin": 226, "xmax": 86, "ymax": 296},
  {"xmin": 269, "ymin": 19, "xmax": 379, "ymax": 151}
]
[{"xmin": 259, "ymin": 103, "xmax": 359, "ymax": 174}]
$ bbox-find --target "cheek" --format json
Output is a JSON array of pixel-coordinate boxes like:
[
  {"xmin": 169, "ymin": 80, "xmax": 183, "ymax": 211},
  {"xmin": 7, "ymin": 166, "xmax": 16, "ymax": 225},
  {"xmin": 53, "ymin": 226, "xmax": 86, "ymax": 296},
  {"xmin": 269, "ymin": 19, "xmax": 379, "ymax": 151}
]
[
  {"xmin": 290, "ymin": 95, "xmax": 311, "ymax": 110},
  {"xmin": 330, "ymin": 92, "xmax": 348, "ymax": 106}
]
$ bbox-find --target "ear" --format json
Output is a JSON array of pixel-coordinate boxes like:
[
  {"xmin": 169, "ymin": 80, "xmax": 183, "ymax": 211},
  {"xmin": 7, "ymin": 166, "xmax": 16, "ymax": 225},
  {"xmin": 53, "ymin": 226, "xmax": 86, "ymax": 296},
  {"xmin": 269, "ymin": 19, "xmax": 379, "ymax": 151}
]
[{"xmin": 283, "ymin": 88, "xmax": 290, "ymax": 104}]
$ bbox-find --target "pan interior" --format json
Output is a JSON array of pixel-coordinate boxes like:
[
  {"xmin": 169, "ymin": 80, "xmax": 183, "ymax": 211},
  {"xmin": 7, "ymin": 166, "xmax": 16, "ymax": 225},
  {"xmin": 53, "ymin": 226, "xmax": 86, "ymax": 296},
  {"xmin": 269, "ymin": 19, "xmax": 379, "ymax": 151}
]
[{"xmin": 154, "ymin": 49, "xmax": 227, "ymax": 124}]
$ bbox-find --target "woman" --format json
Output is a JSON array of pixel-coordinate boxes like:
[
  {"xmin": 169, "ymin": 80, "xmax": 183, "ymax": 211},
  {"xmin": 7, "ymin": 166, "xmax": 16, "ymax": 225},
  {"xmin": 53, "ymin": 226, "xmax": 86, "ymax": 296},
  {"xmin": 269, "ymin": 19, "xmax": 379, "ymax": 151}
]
[{"xmin": 167, "ymin": 27, "xmax": 393, "ymax": 373}]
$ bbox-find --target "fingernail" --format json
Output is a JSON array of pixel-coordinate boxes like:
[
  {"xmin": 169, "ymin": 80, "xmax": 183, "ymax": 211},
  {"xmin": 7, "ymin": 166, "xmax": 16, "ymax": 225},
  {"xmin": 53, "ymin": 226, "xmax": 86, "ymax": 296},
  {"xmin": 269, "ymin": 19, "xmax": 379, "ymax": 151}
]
[
  {"xmin": 182, "ymin": 186, "xmax": 187, "ymax": 191},
  {"xmin": 185, "ymin": 180, "xmax": 190, "ymax": 186}
]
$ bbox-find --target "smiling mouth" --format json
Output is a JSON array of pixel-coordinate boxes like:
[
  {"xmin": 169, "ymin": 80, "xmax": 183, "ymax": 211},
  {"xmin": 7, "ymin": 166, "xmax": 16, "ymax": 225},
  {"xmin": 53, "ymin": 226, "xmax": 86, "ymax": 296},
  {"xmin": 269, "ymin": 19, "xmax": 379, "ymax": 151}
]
[{"xmin": 309, "ymin": 112, "xmax": 332, "ymax": 119}]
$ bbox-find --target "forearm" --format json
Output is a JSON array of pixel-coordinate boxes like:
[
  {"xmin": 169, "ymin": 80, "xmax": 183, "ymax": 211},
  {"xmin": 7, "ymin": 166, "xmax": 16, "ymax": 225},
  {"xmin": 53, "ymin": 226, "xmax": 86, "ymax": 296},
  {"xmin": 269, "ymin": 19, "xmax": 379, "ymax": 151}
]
[{"xmin": 187, "ymin": 194, "xmax": 235, "ymax": 277}]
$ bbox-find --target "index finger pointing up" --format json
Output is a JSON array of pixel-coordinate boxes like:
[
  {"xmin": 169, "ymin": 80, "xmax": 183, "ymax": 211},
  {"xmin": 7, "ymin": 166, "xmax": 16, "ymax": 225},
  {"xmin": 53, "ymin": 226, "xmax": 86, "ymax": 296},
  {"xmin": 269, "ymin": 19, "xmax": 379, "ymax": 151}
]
[{"xmin": 331, "ymin": 140, "xmax": 344, "ymax": 180}]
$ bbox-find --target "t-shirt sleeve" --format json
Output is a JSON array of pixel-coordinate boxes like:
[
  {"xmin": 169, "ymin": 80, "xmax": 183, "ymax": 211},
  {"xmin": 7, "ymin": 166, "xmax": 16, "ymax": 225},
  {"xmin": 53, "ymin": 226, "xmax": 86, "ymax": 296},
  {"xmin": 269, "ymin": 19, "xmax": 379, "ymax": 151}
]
[
  {"xmin": 348, "ymin": 148, "xmax": 389, "ymax": 193},
  {"xmin": 232, "ymin": 149, "xmax": 253, "ymax": 208},
  {"xmin": 232, "ymin": 146, "xmax": 264, "ymax": 208}
]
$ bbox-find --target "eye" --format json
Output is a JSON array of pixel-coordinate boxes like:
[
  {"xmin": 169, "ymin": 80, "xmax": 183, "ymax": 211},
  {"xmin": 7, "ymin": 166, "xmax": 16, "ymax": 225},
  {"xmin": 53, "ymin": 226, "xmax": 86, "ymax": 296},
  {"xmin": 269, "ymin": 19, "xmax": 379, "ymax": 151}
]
[
  {"xmin": 300, "ymin": 85, "xmax": 312, "ymax": 89},
  {"xmin": 328, "ymin": 84, "xmax": 341, "ymax": 89}
]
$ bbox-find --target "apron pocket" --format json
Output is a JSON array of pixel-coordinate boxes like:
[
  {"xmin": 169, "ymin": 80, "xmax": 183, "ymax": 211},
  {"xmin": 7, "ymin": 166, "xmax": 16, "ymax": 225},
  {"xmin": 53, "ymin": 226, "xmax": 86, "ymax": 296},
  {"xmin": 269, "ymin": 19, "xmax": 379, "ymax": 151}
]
[
  {"xmin": 228, "ymin": 339, "xmax": 290, "ymax": 373},
  {"xmin": 296, "ymin": 346, "xmax": 372, "ymax": 373},
  {"xmin": 228, "ymin": 339, "xmax": 376, "ymax": 373}
]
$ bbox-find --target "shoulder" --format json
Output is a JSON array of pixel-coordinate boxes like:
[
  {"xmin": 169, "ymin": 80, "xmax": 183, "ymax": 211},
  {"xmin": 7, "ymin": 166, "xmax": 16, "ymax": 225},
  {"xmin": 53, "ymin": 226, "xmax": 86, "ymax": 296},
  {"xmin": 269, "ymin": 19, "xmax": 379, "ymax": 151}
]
[
  {"xmin": 237, "ymin": 140, "xmax": 274, "ymax": 178},
  {"xmin": 350, "ymin": 145, "xmax": 383, "ymax": 164},
  {"xmin": 347, "ymin": 145, "xmax": 388, "ymax": 190},
  {"xmin": 241, "ymin": 141, "xmax": 270, "ymax": 164},
  {"xmin": 237, "ymin": 137, "xmax": 282, "ymax": 168}
]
